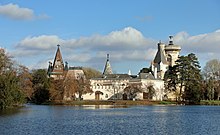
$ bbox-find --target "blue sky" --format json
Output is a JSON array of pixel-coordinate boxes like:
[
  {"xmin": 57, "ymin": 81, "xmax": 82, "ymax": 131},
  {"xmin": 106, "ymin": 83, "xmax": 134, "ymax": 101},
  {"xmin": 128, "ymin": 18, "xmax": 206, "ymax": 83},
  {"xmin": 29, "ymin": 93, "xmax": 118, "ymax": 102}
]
[{"xmin": 0, "ymin": 0, "xmax": 220, "ymax": 74}]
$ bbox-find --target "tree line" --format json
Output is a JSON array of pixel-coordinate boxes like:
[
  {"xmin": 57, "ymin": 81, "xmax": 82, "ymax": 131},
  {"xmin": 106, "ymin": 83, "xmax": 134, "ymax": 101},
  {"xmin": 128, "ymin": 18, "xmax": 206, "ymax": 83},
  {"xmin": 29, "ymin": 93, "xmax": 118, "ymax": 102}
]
[
  {"xmin": 1, "ymin": 47, "xmax": 220, "ymax": 109},
  {"xmin": 0, "ymin": 48, "xmax": 101, "ymax": 109}
]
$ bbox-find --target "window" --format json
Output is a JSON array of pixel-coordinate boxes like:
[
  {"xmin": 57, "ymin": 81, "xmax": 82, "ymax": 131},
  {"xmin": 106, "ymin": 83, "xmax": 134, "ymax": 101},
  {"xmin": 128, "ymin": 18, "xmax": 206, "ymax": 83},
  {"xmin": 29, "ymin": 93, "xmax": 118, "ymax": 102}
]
[{"xmin": 167, "ymin": 55, "xmax": 172, "ymax": 65}]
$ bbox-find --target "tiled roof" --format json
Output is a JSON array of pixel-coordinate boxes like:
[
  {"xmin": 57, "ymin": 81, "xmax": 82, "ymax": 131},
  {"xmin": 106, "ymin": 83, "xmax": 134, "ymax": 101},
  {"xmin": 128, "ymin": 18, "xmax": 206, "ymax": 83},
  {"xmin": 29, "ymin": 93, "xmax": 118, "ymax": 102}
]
[
  {"xmin": 91, "ymin": 74, "xmax": 131, "ymax": 80},
  {"xmin": 52, "ymin": 45, "xmax": 64, "ymax": 72},
  {"xmin": 103, "ymin": 54, "xmax": 113, "ymax": 75},
  {"xmin": 139, "ymin": 73, "xmax": 155, "ymax": 79}
]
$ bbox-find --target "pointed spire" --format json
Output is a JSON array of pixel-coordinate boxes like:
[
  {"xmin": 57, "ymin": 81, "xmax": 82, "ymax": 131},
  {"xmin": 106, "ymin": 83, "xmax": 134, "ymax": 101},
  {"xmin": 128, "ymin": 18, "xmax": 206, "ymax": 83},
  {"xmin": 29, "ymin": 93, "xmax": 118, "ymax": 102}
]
[
  {"xmin": 107, "ymin": 54, "xmax": 109, "ymax": 61},
  {"xmin": 128, "ymin": 70, "xmax": 131, "ymax": 75},
  {"xmin": 103, "ymin": 54, "xmax": 113, "ymax": 75},
  {"xmin": 52, "ymin": 45, "xmax": 64, "ymax": 72}
]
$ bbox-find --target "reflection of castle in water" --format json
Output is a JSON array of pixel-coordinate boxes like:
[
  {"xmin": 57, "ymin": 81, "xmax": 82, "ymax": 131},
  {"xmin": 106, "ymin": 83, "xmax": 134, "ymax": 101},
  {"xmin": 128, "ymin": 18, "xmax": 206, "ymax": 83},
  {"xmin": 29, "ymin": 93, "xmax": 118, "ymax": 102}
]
[{"xmin": 47, "ymin": 36, "xmax": 181, "ymax": 101}]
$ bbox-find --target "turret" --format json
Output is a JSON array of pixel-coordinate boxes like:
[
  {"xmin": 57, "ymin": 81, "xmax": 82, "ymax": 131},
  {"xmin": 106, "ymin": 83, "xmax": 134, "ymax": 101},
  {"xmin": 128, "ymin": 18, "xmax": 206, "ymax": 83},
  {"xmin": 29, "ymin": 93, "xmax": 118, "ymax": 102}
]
[
  {"xmin": 52, "ymin": 44, "xmax": 64, "ymax": 72},
  {"xmin": 64, "ymin": 61, "xmax": 69, "ymax": 71},
  {"xmin": 48, "ymin": 45, "xmax": 65, "ymax": 80},
  {"xmin": 103, "ymin": 54, "xmax": 113, "ymax": 75},
  {"xmin": 47, "ymin": 61, "xmax": 53, "ymax": 77},
  {"xmin": 165, "ymin": 36, "xmax": 181, "ymax": 66}
]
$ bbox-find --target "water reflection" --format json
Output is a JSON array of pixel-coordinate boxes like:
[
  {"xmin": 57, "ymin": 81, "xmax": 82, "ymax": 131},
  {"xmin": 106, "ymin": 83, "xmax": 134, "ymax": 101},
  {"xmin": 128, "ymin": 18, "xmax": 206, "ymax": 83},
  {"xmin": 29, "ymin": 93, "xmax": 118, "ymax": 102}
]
[
  {"xmin": 85, "ymin": 105, "xmax": 128, "ymax": 109},
  {"xmin": 0, "ymin": 108, "xmax": 20, "ymax": 116}
]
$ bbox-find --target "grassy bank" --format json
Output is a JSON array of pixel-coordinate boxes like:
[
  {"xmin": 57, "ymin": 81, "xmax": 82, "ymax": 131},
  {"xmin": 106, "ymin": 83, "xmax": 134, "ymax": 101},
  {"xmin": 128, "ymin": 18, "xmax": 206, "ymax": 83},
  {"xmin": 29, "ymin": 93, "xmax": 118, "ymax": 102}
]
[
  {"xmin": 32, "ymin": 100, "xmax": 220, "ymax": 106},
  {"xmin": 44, "ymin": 100, "xmax": 178, "ymax": 106},
  {"xmin": 200, "ymin": 100, "xmax": 220, "ymax": 105}
]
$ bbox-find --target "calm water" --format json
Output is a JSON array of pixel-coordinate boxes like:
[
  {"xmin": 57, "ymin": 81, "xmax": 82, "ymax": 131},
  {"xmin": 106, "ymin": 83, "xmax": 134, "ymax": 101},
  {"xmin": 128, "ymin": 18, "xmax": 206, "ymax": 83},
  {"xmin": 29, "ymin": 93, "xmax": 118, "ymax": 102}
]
[{"xmin": 1, "ymin": 105, "xmax": 220, "ymax": 135}]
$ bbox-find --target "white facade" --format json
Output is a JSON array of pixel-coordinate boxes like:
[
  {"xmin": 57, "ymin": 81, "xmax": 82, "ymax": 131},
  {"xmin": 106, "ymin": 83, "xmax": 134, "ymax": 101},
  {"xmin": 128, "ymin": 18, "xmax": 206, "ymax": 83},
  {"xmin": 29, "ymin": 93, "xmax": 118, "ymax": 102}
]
[
  {"xmin": 84, "ymin": 77, "xmax": 130, "ymax": 100},
  {"xmin": 82, "ymin": 73, "xmax": 165, "ymax": 101},
  {"xmin": 139, "ymin": 79, "xmax": 164, "ymax": 101}
]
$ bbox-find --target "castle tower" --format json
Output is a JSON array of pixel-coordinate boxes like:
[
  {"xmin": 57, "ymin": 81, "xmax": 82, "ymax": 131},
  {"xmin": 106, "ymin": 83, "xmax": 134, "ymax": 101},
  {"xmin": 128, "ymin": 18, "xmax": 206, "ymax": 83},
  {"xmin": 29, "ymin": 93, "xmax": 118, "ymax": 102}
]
[
  {"xmin": 165, "ymin": 36, "xmax": 181, "ymax": 67},
  {"xmin": 151, "ymin": 42, "xmax": 169, "ymax": 79},
  {"xmin": 103, "ymin": 54, "xmax": 113, "ymax": 75},
  {"xmin": 151, "ymin": 36, "xmax": 181, "ymax": 79},
  {"xmin": 52, "ymin": 45, "xmax": 64, "ymax": 72},
  {"xmin": 48, "ymin": 45, "xmax": 65, "ymax": 79}
]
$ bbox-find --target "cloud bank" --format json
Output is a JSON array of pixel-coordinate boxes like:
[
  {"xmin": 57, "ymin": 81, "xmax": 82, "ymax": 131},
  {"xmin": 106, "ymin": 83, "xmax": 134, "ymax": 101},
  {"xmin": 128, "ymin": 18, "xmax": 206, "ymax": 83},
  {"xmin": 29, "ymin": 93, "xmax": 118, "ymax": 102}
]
[
  {"xmin": 0, "ymin": 3, "xmax": 48, "ymax": 20},
  {"xmin": 14, "ymin": 27, "xmax": 157, "ymax": 69},
  {"xmin": 13, "ymin": 27, "xmax": 220, "ymax": 71},
  {"xmin": 174, "ymin": 30, "xmax": 220, "ymax": 53}
]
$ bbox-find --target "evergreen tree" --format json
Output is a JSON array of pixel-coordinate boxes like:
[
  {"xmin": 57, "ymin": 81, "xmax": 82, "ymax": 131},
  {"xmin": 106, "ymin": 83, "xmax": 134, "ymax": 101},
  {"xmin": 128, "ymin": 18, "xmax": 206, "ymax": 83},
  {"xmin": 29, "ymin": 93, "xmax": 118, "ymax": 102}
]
[
  {"xmin": 164, "ymin": 53, "xmax": 202, "ymax": 104},
  {"xmin": 183, "ymin": 53, "xmax": 202, "ymax": 103},
  {"xmin": 31, "ymin": 69, "xmax": 50, "ymax": 104},
  {"xmin": 164, "ymin": 66, "xmax": 178, "ymax": 94}
]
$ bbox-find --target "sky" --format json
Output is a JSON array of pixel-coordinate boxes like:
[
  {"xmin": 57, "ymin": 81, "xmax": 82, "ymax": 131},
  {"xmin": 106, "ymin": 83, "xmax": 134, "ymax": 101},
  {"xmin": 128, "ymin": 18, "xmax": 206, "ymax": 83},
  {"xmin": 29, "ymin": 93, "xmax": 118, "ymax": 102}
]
[{"xmin": 0, "ymin": 0, "xmax": 220, "ymax": 74}]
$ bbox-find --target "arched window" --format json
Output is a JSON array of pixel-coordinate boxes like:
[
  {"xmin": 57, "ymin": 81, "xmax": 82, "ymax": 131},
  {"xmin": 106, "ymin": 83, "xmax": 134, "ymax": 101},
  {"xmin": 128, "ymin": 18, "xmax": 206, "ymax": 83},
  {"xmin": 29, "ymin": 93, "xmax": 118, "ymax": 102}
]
[{"xmin": 167, "ymin": 55, "xmax": 172, "ymax": 65}]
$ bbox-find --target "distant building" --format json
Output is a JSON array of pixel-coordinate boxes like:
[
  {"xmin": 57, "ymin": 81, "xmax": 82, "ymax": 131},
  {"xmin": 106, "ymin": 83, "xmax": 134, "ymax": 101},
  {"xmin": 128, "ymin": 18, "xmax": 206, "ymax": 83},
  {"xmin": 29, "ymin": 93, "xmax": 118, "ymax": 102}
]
[
  {"xmin": 47, "ymin": 45, "xmax": 85, "ymax": 100},
  {"xmin": 47, "ymin": 45, "xmax": 65, "ymax": 80},
  {"xmin": 83, "ymin": 54, "xmax": 164, "ymax": 101}
]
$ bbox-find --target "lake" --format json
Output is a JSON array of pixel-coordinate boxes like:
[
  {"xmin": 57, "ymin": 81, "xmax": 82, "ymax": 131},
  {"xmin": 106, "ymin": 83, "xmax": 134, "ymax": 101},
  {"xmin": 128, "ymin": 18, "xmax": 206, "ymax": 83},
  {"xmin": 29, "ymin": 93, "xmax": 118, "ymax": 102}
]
[{"xmin": 1, "ymin": 105, "xmax": 220, "ymax": 135}]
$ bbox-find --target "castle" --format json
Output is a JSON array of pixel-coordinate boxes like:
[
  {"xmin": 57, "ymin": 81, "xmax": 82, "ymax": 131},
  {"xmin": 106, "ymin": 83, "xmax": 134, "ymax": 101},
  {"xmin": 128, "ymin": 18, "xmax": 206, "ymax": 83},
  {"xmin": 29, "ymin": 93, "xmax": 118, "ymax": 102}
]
[{"xmin": 48, "ymin": 36, "xmax": 181, "ymax": 101}]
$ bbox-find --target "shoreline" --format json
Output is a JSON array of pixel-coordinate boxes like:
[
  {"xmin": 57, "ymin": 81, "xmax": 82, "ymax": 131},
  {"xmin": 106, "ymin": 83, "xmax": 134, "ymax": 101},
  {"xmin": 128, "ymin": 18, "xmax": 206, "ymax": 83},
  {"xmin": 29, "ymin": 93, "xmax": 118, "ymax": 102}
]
[
  {"xmin": 42, "ymin": 100, "xmax": 220, "ymax": 106},
  {"xmin": 43, "ymin": 100, "xmax": 178, "ymax": 106}
]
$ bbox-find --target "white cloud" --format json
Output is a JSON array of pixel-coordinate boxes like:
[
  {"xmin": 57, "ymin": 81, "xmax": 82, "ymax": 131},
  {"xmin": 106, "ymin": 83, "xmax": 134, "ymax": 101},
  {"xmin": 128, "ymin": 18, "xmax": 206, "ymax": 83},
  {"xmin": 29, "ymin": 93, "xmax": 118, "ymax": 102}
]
[
  {"xmin": 15, "ymin": 26, "xmax": 156, "ymax": 55},
  {"xmin": 62, "ymin": 27, "xmax": 154, "ymax": 51},
  {"xmin": 0, "ymin": 3, "xmax": 48, "ymax": 20},
  {"xmin": 13, "ymin": 27, "xmax": 220, "ymax": 71},
  {"xmin": 174, "ymin": 30, "xmax": 220, "ymax": 53},
  {"xmin": 14, "ymin": 27, "xmax": 157, "ymax": 70},
  {"xmin": 17, "ymin": 35, "xmax": 63, "ymax": 50},
  {"xmin": 65, "ymin": 53, "xmax": 91, "ymax": 63}
]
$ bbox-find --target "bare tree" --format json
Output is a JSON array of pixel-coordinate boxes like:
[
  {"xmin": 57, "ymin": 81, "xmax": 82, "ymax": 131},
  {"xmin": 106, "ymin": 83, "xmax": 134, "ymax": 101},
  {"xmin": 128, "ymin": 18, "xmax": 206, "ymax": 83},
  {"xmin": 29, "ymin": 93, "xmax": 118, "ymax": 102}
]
[
  {"xmin": 142, "ymin": 83, "xmax": 156, "ymax": 100},
  {"xmin": 74, "ymin": 76, "xmax": 93, "ymax": 100},
  {"xmin": 203, "ymin": 59, "xmax": 220, "ymax": 100},
  {"xmin": 17, "ymin": 65, "xmax": 33, "ymax": 100},
  {"xmin": 63, "ymin": 75, "xmax": 76, "ymax": 100},
  {"xmin": 49, "ymin": 79, "xmax": 64, "ymax": 100},
  {"xmin": 124, "ymin": 83, "xmax": 142, "ymax": 100},
  {"xmin": 203, "ymin": 59, "xmax": 220, "ymax": 80}
]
